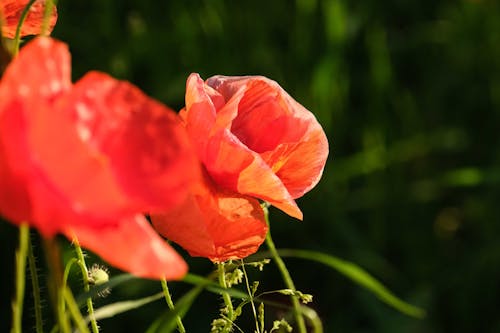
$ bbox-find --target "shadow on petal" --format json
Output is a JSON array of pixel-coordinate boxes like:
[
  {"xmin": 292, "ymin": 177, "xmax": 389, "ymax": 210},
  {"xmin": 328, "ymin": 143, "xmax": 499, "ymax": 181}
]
[{"xmin": 151, "ymin": 171, "xmax": 268, "ymax": 263}]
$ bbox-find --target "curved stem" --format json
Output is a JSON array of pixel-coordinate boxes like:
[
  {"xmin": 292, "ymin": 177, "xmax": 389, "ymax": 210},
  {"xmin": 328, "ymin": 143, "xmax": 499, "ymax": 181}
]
[
  {"xmin": 11, "ymin": 223, "xmax": 29, "ymax": 333},
  {"xmin": 12, "ymin": 0, "xmax": 37, "ymax": 55},
  {"xmin": 63, "ymin": 287, "xmax": 90, "ymax": 333},
  {"xmin": 28, "ymin": 232, "xmax": 44, "ymax": 333},
  {"xmin": 73, "ymin": 239, "xmax": 99, "ymax": 333},
  {"xmin": 161, "ymin": 279, "xmax": 186, "ymax": 333},
  {"xmin": 41, "ymin": 0, "xmax": 56, "ymax": 36},
  {"xmin": 263, "ymin": 206, "xmax": 307, "ymax": 333},
  {"xmin": 217, "ymin": 262, "xmax": 234, "ymax": 332},
  {"xmin": 60, "ymin": 257, "xmax": 78, "ymax": 317}
]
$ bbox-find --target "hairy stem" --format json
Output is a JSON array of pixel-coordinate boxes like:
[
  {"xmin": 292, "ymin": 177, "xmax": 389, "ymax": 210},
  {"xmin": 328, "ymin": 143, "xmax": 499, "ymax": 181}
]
[
  {"xmin": 161, "ymin": 279, "xmax": 186, "ymax": 333},
  {"xmin": 11, "ymin": 224, "xmax": 29, "ymax": 333},
  {"xmin": 42, "ymin": 236, "xmax": 70, "ymax": 333},
  {"xmin": 28, "ymin": 232, "xmax": 44, "ymax": 333},
  {"xmin": 74, "ymin": 240, "xmax": 99, "ymax": 333},
  {"xmin": 63, "ymin": 287, "xmax": 90, "ymax": 333}
]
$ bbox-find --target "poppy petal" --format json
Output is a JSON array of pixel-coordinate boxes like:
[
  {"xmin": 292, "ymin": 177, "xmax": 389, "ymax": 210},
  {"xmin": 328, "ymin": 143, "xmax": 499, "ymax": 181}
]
[
  {"xmin": 0, "ymin": 36, "xmax": 70, "ymax": 102},
  {"xmin": 182, "ymin": 73, "xmax": 224, "ymax": 158},
  {"xmin": 0, "ymin": 37, "xmax": 71, "ymax": 233},
  {"xmin": 1, "ymin": 0, "xmax": 58, "ymax": 38},
  {"xmin": 182, "ymin": 75, "xmax": 304, "ymax": 219},
  {"xmin": 205, "ymin": 129, "xmax": 303, "ymax": 219},
  {"xmin": 207, "ymin": 75, "xmax": 329, "ymax": 199},
  {"xmin": 261, "ymin": 127, "xmax": 329, "ymax": 198},
  {"xmin": 60, "ymin": 71, "xmax": 199, "ymax": 212},
  {"xmin": 152, "ymin": 171, "xmax": 268, "ymax": 262},
  {"xmin": 64, "ymin": 215, "xmax": 187, "ymax": 280}
]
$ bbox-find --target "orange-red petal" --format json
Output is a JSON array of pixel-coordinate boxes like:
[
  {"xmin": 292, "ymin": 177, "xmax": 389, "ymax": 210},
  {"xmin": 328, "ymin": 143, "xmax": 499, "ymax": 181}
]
[
  {"xmin": 0, "ymin": 36, "xmax": 70, "ymax": 102},
  {"xmin": 207, "ymin": 75, "xmax": 329, "ymax": 199},
  {"xmin": 151, "ymin": 170, "xmax": 268, "ymax": 262},
  {"xmin": 64, "ymin": 215, "xmax": 187, "ymax": 280},
  {"xmin": 204, "ymin": 129, "xmax": 303, "ymax": 219},
  {"xmin": 0, "ymin": 37, "xmax": 71, "ymax": 234},
  {"xmin": 182, "ymin": 73, "xmax": 223, "ymax": 159},
  {"xmin": 60, "ymin": 71, "xmax": 199, "ymax": 213},
  {"xmin": 1, "ymin": 0, "xmax": 57, "ymax": 38}
]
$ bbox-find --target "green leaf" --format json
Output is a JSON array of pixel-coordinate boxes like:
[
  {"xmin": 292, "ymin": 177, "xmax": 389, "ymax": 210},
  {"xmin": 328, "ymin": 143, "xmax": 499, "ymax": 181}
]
[
  {"xmin": 274, "ymin": 249, "xmax": 426, "ymax": 318},
  {"xmin": 86, "ymin": 292, "xmax": 164, "ymax": 322}
]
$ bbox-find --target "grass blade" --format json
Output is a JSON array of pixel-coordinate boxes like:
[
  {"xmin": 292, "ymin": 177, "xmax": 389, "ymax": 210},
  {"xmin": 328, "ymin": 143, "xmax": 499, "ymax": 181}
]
[{"xmin": 273, "ymin": 249, "xmax": 426, "ymax": 318}]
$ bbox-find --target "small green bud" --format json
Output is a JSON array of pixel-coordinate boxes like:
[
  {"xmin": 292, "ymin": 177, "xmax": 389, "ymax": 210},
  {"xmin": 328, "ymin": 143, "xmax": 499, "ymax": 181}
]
[{"xmin": 87, "ymin": 264, "xmax": 111, "ymax": 297}]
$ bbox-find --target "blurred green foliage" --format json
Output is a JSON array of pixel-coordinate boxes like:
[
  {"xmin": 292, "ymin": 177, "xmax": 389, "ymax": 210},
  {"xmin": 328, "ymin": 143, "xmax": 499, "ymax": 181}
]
[{"xmin": 2, "ymin": 0, "xmax": 500, "ymax": 332}]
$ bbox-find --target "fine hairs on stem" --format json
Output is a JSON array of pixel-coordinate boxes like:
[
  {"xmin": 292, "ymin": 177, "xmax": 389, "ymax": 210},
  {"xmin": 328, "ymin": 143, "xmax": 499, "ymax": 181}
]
[
  {"xmin": 161, "ymin": 279, "xmax": 186, "ymax": 333},
  {"xmin": 73, "ymin": 240, "xmax": 99, "ymax": 333},
  {"xmin": 28, "ymin": 232, "xmax": 44, "ymax": 333}
]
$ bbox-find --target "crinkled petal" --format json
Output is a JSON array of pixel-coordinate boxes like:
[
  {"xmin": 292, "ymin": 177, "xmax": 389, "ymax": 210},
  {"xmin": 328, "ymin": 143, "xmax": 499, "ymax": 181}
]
[
  {"xmin": 64, "ymin": 215, "xmax": 187, "ymax": 280},
  {"xmin": 152, "ymin": 171, "xmax": 268, "ymax": 262},
  {"xmin": 205, "ymin": 130, "xmax": 303, "ymax": 219},
  {"xmin": 1, "ymin": 0, "xmax": 58, "ymax": 38},
  {"xmin": 182, "ymin": 73, "xmax": 224, "ymax": 158},
  {"xmin": 261, "ymin": 128, "xmax": 329, "ymax": 198},
  {"xmin": 183, "ymin": 74, "xmax": 304, "ymax": 219},
  {"xmin": 207, "ymin": 75, "xmax": 329, "ymax": 199}
]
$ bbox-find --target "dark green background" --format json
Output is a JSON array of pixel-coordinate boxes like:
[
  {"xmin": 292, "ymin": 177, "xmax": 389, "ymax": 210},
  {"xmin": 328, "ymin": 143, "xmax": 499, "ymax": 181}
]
[{"xmin": 2, "ymin": 0, "xmax": 500, "ymax": 332}]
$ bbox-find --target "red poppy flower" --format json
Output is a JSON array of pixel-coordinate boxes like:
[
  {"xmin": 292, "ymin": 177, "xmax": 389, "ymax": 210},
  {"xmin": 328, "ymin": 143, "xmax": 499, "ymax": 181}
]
[
  {"xmin": 1, "ymin": 0, "xmax": 57, "ymax": 38},
  {"xmin": 0, "ymin": 37, "xmax": 198, "ymax": 279},
  {"xmin": 151, "ymin": 73, "xmax": 328, "ymax": 261},
  {"xmin": 183, "ymin": 73, "xmax": 328, "ymax": 219}
]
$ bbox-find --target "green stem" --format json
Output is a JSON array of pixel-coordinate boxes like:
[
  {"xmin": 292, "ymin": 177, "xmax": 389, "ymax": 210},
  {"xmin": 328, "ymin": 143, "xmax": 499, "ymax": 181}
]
[
  {"xmin": 41, "ymin": 0, "xmax": 56, "ymax": 36},
  {"xmin": 60, "ymin": 257, "xmax": 78, "ymax": 318},
  {"xmin": 73, "ymin": 240, "xmax": 99, "ymax": 333},
  {"xmin": 63, "ymin": 287, "xmax": 90, "ymax": 333},
  {"xmin": 160, "ymin": 279, "xmax": 186, "ymax": 333},
  {"xmin": 263, "ymin": 206, "xmax": 307, "ymax": 333},
  {"xmin": 42, "ymin": 237, "xmax": 70, "ymax": 333},
  {"xmin": 217, "ymin": 262, "xmax": 234, "ymax": 331},
  {"xmin": 28, "ymin": 232, "xmax": 44, "ymax": 333},
  {"xmin": 11, "ymin": 224, "xmax": 29, "ymax": 333},
  {"xmin": 12, "ymin": 0, "xmax": 37, "ymax": 55}
]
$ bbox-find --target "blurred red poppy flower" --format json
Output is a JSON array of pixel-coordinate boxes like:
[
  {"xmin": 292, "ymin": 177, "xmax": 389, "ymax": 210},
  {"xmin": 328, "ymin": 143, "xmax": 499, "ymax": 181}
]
[
  {"xmin": 1, "ymin": 0, "xmax": 57, "ymax": 38},
  {"xmin": 0, "ymin": 37, "xmax": 198, "ymax": 279},
  {"xmin": 151, "ymin": 73, "xmax": 328, "ymax": 261}
]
